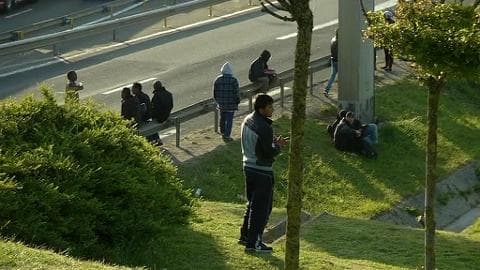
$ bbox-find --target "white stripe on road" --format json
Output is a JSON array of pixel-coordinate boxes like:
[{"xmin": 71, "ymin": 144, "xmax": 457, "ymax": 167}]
[
  {"xmin": 0, "ymin": 5, "xmax": 261, "ymax": 79},
  {"xmin": 276, "ymin": 0, "xmax": 397, "ymax": 40},
  {"xmin": 101, "ymin": 77, "xmax": 157, "ymax": 95},
  {"xmin": 80, "ymin": 1, "xmax": 148, "ymax": 27},
  {"xmin": 4, "ymin": 8, "xmax": 32, "ymax": 19}
]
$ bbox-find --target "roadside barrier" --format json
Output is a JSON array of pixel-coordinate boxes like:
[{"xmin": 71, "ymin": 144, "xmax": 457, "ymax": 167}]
[{"xmin": 138, "ymin": 55, "xmax": 331, "ymax": 147}]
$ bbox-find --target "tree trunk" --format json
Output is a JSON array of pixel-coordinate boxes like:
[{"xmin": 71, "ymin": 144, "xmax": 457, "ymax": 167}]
[
  {"xmin": 284, "ymin": 3, "xmax": 313, "ymax": 270},
  {"xmin": 424, "ymin": 77, "xmax": 444, "ymax": 270}
]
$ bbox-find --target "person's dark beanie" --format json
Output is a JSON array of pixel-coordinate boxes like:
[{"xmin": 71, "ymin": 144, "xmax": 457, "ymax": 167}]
[{"xmin": 154, "ymin": 80, "xmax": 163, "ymax": 91}]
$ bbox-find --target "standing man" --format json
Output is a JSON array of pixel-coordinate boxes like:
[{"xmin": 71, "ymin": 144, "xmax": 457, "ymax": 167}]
[
  {"xmin": 324, "ymin": 28, "xmax": 339, "ymax": 96},
  {"xmin": 239, "ymin": 94, "xmax": 288, "ymax": 253},
  {"xmin": 65, "ymin": 70, "xmax": 84, "ymax": 103},
  {"xmin": 213, "ymin": 62, "xmax": 240, "ymax": 142},
  {"xmin": 382, "ymin": 11, "xmax": 395, "ymax": 72},
  {"xmin": 150, "ymin": 80, "xmax": 173, "ymax": 145},
  {"xmin": 248, "ymin": 50, "xmax": 277, "ymax": 93},
  {"xmin": 132, "ymin": 82, "xmax": 151, "ymax": 124}
]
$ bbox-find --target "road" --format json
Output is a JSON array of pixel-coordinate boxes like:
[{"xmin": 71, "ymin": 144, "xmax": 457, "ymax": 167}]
[{"xmin": 0, "ymin": 0, "xmax": 396, "ymax": 113}]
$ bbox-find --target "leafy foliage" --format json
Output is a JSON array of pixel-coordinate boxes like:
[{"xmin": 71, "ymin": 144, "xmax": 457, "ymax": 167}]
[
  {"xmin": 0, "ymin": 88, "xmax": 194, "ymax": 261},
  {"xmin": 365, "ymin": 0, "xmax": 480, "ymax": 79}
]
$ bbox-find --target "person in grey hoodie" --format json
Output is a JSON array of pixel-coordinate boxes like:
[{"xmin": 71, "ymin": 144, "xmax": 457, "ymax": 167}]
[{"xmin": 213, "ymin": 62, "xmax": 240, "ymax": 142}]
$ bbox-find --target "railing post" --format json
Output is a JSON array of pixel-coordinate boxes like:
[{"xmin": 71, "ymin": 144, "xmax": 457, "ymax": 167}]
[
  {"xmin": 214, "ymin": 107, "xmax": 219, "ymax": 133},
  {"xmin": 209, "ymin": 6, "xmax": 213, "ymax": 17},
  {"xmin": 248, "ymin": 94, "xmax": 253, "ymax": 112},
  {"xmin": 309, "ymin": 70, "xmax": 314, "ymax": 95},
  {"xmin": 113, "ymin": 29, "xmax": 117, "ymax": 41},
  {"xmin": 175, "ymin": 117, "xmax": 181, "ymax": 147},
  {"xmin": 52, "ymin": 44, "xmax": 59, "ymax": 56},
  {"xmin": 164, "ymin": 17, "xmax": 168, "ymax": 28},
  {"xmin": 280, "ymin": 79, "xmax": 285, "ymax": 108}
]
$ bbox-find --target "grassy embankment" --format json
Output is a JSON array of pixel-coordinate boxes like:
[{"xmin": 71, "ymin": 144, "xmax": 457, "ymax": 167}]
[{"xmin": 1, "ymin": 78, "xmax": 479, "ymax": 269}]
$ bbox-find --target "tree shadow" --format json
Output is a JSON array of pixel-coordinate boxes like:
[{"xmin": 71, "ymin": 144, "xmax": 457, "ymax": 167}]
[{"xmin": 301, "ymin": 214, "xmax": 480, "ymax": 269}]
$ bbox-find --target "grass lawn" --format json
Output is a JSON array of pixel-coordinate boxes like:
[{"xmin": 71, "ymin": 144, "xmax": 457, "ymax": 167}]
[{"xmin": 1, "ymin": 78, "xmax": 479, "ymax": 269}]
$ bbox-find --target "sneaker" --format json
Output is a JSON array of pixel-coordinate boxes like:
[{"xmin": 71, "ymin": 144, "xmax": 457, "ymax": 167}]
[
  {"xmin": 245, "ymin": 241, "xmax": 273, "ymax": 253},
  {"xmin": 323, "ymin": 90, "xmax": 329, "ymax": 96},
  {"xmin": 238, "ymin": 236, "xmax": 248, "ymax": 246},
  {"xmin": 222, "ymin": 136, "xmax": 234, "ymax": 142}
]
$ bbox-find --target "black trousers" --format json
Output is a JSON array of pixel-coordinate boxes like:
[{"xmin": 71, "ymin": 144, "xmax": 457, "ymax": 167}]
[{"xmin": 240, "ymin": 166, "xmax": 274, "ymax": 245}]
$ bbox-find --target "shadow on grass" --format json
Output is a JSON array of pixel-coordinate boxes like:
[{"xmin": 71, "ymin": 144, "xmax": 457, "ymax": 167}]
[{"xmin": 302, "ymin": 214, "xmax": 480, "ymax": 269}]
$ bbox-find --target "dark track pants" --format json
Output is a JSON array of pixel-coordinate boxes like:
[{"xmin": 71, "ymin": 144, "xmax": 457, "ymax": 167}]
[{"xmin": 240, "ymin": 166, "xmax": 274, "ymax": 245}]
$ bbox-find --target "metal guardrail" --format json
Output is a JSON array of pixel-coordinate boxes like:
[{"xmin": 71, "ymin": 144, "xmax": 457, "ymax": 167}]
[
  {"xmin": 138, "ymin": 55, "xmax": 331, "ymax": 147},
  {"xmin": 0, "ymin": 0, "xmax": 232, "ymax": 57},
  {"xmin": 0, "ymin": 0, "xmax": 144, "ymax": 43}
]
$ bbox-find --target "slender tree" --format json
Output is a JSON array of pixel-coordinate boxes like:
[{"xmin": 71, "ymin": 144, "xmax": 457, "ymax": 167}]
[
  {"xmin": 260, "ymin": 0, "xmax": 313, "ymax": 269},
  {"xmin": 363, "ymin": 1, "xmax": 480, "ymax": 269}
]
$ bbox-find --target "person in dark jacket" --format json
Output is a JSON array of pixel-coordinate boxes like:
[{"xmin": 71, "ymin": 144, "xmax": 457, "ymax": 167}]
[
  {"xmin": 324, "ymin": 28, "xmax": 338, "ymax": 95},
  {"xmin": 132, "ymin": 82, "xmax": 151, "ymax": 124},
  {"xmin": 334, "ymin": 111, "xmax": 377, "ymax": 158},
  {"xmin": 334, "ymin": 112, "xmax": 362, "ymax": 153},
  {"xmin": 382, "ymin": 11, "xmax": 395, "ymax": 72},
  {"xmin": 239, "ymin": 94, "xmax": 288, "ymax": 253},
  {"xmin": 151, "ymin": 80, "xmax": 173, "ymax": 123},
  {"xmin": 248, "ymin": 50, "xmax": 276, "ymax": 92},
  {"xmin": 121, "ymin": 87, "xmax": 140, "ymax": 123},
  {"xmin": 65, "ymin": 70, "xmax": 84, "ymax": 103},
  {"xmin": 327, "ymin": 109, "xmax": 347, "ymax": 140},
  {"xmin": 149, "ymin": 80, "xmax": 173, "ymax": 145},
  {"xmin": 213, "ymin": 62, "xmax": 240, "ymax": 142}
]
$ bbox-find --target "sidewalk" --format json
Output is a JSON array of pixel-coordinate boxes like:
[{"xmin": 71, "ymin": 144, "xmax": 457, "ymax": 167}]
[{"xmin": 160, "ymin": 59, "xmax": 412, "ymax": 164}]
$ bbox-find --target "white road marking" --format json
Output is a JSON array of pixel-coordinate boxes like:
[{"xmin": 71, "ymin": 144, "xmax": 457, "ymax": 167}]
[
  {"xmin": 276, "ymin": 0, "xmax": 397, "ymax": 40},
  {"xmin": 101, "ymin": 77, "xmax": 157, "ymax": 95},
  {"xmin": 4, "ymin": 8, "xmax": 32, "ymax": 19},
  {"xmin": 80, "ymin": 1, "xmax": 148, "ymax": 27},
  {"xmin": 0, "ymin": 5, "xmax": 261, "ymax": 79}
]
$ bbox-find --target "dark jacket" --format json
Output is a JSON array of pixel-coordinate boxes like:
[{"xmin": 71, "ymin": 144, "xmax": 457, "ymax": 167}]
[
  {"xmin": 135, "ymin": 92, "xmax": 151, "ymax": 123},
  {"xmin": 330, "ymin": 35, "xmax": 338, "ymax": 62},
  {"xmin": 333, "ymin": 118, "xmax": 362, "ymax": 153},
  {"xmin": 241, "ymin": 111, "xmax": 280, "ymax": 171},
  {"xmin": 214, "ymin": 72, "xmax": 240, "ymax": 111},
  {"xmin": 248, "ymin": 57, "xmax": 269, "ymax": 82},
  {"xmin": 151, "ymin": 87, "xmax": 173, "ymax": 123},
  {"xmin": 121, "ymin": 96, "xmax": 140, "ymax": 123}
]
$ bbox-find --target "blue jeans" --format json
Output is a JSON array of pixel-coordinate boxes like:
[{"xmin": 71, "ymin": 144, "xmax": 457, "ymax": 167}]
[
  {"xmin": 220, "ymin": 111, "xmax": 234, "ymax": 138},
  {"xmin": 325, "ymin": 60, "xmax": 338, "ymax": 92},
  {"xmin": 362, "ymin": 123, "xmax": 378, "ymax": 145}
]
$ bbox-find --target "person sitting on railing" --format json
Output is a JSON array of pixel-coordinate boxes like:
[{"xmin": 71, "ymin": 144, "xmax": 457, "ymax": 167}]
[
  {"xmin": 248, "ymin": 50, "xmax": 277, "ymax": 93},
  {"xmin": 149, "ymin": 80, "xmax": 173, "ymax": 146},
  {"xmin": 121, "ymin": 87, "xmax": 140, "ymax": 124},
  {"xmin": 65, "ymin": 70, "xmax": 84, "ymax": 103},
  {"xmin": 132, "ymin": 82, "xmax": 151, "ymax": 125},
  {"xmin": 213, "ymin": 62, "xmax": 240, "ymax": 142}
]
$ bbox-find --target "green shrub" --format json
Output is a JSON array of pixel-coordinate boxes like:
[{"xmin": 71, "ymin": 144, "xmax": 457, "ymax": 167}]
[{"xmin": 0, "ymin": 88, "xmax": 194, "ymax": 260}]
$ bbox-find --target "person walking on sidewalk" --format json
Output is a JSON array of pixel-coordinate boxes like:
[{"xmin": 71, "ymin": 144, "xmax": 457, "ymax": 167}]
[
  {"xmin": 382, "ymin": 11, "xmax": 395, "ymax": 72},
  {"xmin": 213, "ymin": 62, "xmax": 240, "ymax": 142},
  {"xmin": 324, "ymin": 28, "xmax": 339, "ymax": 96},
  {"xmin": 239, "ymin": 94, "xmax": 288, "ymax": 253}
]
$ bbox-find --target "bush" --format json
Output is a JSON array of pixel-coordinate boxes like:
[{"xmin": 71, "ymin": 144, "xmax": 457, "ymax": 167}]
[{"xmin": 0, "ymin": 88, "xmax": 194, "ymax": 260}]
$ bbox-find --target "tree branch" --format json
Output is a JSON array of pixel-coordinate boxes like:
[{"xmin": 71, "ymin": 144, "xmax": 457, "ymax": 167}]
[
  {"xmin": 262, "ymin": 0, "xmax": 289, "ymax": 11},
  {"xmin": 260, "ymin": 1, "xmax": 295, "ymax": 22},
  {"xmin": 473, "ymin": 0, "xmax": 479, "ymax": 9}
]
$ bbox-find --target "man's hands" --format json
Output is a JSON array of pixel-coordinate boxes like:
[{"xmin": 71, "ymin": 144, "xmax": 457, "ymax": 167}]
[{"xmin": 274, "ymin": 135, "xmax": 289, "ymax": 147}]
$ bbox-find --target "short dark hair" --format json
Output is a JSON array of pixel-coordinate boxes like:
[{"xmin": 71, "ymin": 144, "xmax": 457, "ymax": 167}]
[
  {"xmin": 132, "ymin": 82, "xmax": 142, "ymax": 91},
  {"xmin": 254, "ymin": 94, "xmax": 273, "ymax": 112},
  {"xmin": 338, "ymin": 109, "xmax": 347, "ymax": 119},
  {"xmin": 346, "ymin": 111, "xmax": 354, "ymax": 118},
  {"xmin": 67, "ymin": 70, "xmax": 77, "ymax": 82}
]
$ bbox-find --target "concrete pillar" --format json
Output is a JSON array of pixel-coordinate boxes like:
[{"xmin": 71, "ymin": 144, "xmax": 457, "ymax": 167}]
[{"xmin": 338, "ymin": 0, "xmax": 375, "ymax": 122}]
